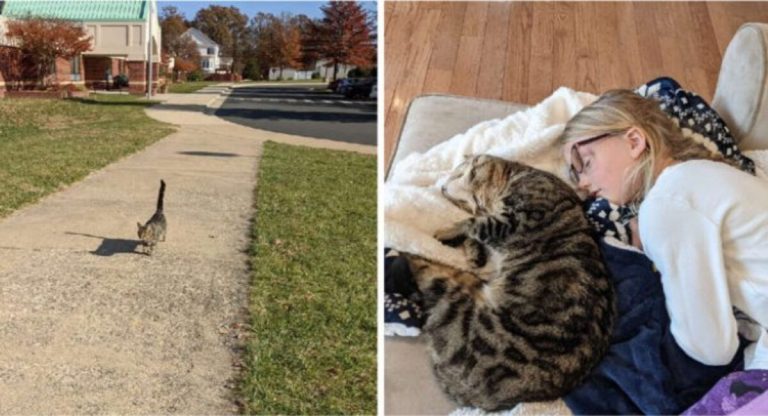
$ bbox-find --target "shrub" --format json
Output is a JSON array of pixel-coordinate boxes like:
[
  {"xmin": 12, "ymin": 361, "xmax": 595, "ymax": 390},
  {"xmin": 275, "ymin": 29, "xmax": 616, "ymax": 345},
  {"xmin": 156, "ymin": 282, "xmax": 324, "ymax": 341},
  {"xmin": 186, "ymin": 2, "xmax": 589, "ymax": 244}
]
[
  {"xmin": 348, "ymin": 67, "xmax": 376, "ymax": 78},
  {"xmin": 347, "ymin": 67, "xmax": 365, "ymax": 78},
  {"xmin": 242, "ymin": 59, "xmax": 262, "ymax": 81},
  {"xmin": 113, "ymin": 74, "xmax": 129, "ymax": 89},
  {"xmin": 187, "ymin": 70, "xmax": 204, "ymax": 82}
]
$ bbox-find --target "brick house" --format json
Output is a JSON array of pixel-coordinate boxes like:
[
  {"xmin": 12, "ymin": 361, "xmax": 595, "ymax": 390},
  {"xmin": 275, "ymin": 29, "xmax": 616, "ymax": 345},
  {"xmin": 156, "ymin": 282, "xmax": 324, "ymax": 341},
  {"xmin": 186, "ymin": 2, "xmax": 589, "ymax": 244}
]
[{"xmin": 0, "ymin": 0, "xmax": 161, "ymax": 94}]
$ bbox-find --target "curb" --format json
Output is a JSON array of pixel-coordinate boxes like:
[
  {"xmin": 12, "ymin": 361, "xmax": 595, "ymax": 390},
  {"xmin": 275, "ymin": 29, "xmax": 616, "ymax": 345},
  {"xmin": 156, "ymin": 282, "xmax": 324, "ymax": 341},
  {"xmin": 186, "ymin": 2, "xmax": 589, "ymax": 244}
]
[{"xmin": 203, "ymin": 86, "xmax": 232, "ymax": 115}]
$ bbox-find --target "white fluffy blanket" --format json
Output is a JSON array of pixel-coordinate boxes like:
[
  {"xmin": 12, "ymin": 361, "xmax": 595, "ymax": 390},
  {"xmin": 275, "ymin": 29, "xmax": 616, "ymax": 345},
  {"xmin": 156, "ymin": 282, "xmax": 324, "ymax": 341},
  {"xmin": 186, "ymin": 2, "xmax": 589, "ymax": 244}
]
[
  {"xmin": 384, "ymin": 87, "xmax": 597, "ymax": 269},
  {"xmin": 450, "ymin": 400, "xmax": 572, "ymax": 416}
]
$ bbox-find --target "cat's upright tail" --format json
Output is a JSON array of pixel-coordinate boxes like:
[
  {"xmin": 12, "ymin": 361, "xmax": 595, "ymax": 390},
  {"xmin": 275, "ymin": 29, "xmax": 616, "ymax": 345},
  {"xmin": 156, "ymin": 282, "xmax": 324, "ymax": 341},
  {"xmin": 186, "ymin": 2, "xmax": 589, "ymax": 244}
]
[{"xmin": 157, "ymin": 179, "xmax": 166, "ymax": 212}]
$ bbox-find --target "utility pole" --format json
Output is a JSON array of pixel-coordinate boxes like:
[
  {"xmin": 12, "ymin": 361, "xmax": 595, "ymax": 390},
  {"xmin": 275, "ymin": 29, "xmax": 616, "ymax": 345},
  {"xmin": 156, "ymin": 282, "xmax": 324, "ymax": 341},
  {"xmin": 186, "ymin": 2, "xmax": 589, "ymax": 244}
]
[{"xmin": 146, "ymin": 0, "xmax": 153, "ymax": 99}]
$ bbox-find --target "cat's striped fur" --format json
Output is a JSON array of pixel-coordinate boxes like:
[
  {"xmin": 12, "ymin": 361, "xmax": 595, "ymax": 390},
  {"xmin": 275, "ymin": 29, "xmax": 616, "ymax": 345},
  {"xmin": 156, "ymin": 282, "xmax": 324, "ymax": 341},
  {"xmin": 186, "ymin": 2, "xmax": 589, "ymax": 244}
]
[
  {"xmin": 137, "ymin": 179, "xmax": 167, "ymax": 255},
  {"xmin": 402, "ymin": 155, "xmax": 615, "ymax": 411}
]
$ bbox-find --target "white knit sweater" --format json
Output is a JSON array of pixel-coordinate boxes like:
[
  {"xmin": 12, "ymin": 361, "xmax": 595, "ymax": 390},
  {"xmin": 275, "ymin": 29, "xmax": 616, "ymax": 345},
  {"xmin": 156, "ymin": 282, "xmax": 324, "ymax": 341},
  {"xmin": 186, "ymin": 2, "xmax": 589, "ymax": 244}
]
[{"xmin": 639, "ymin": 159, "xmax": 768, "ymax": 370}]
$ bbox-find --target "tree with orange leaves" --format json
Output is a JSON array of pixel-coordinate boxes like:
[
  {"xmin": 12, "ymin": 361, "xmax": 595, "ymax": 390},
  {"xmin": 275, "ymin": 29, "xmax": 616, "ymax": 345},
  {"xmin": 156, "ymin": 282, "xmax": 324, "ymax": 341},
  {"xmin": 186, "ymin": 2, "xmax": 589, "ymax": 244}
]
[
  {"xmin": 251, "ymin": 13, "xmax": 304, "ymax": 80},
  {"xmin": 279, "ymin": 24, "xmax": 302, "ymax": 77},
  {"xmin": 311, "ymin": 1, "xmax": 375, "ymax": 81},
  {"xmin": 5, "ymin": 17, "xmax": 92, "ymax": 88},
  {"xmin": 172, "ymin": 37, "xmax": 202, "ymax": 80}
]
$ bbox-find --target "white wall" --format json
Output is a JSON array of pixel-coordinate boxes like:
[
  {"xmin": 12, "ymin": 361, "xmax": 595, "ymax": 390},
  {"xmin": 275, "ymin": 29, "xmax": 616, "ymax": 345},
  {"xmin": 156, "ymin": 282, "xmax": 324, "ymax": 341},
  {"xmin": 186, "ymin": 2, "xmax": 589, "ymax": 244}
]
[
  {"xmin": 0, "ymin": 16, "xmax": 12, "ymax": 46},
  {"xmin": 268, "ymin": 60, "xmax": 357, "ymax": 81},
  {"xmin": 83, "ymin": 8, "xmax": 161, "ymax": 62},
  {"xmin": 187, "ymin": 35, "xmax": 219, "ymax": 74},
  {"xmin": 314, "ymin": 60, "xmax": 356, "ymax": 81}
]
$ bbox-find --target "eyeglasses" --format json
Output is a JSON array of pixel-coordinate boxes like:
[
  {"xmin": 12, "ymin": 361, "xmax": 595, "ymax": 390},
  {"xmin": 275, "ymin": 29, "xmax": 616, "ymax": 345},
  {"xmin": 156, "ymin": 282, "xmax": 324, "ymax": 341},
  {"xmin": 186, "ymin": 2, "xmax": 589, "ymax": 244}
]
[{"xmin": 568, "ymin": 132, "xmax": 614, "ymax": 184}]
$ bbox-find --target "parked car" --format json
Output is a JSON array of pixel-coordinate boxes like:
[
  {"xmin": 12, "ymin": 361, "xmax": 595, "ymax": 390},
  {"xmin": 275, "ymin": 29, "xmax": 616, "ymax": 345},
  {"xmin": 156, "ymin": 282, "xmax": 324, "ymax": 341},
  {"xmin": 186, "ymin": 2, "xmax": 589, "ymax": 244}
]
[
  {"xmin": 336, "ymin": 78, "xmax": 362, "ymax": 94},
  {"xmin": 343, "ymin": 78, "xmax": 376, "ymax": 99},
  {"xmin": 328, "ymin": 79, "xmax": 342, "ymax": 91}
]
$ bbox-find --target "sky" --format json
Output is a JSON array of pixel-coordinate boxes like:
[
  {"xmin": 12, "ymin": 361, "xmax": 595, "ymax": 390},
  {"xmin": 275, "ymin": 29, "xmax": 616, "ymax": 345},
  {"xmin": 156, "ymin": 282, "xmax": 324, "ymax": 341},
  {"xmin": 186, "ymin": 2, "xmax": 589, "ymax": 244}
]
[{"xmin": 157, "ymin": 1, "xmax": 377, "ymax": 21}]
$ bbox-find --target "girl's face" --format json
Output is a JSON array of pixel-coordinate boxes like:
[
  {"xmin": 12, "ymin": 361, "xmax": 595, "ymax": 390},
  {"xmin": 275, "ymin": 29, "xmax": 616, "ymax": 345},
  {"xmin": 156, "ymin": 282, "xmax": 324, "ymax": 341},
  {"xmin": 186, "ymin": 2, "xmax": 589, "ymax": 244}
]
[{"xmin": 564, "ymin": 128, "xmax": 647, "ymax": 205}]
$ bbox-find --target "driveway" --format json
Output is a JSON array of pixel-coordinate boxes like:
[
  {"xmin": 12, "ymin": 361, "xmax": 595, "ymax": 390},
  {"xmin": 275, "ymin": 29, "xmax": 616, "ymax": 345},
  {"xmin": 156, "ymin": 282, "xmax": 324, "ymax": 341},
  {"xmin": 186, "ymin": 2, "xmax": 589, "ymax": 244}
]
[{"xmin": 214, "ymin": 84, "xmax": 377, "ymax": 146}]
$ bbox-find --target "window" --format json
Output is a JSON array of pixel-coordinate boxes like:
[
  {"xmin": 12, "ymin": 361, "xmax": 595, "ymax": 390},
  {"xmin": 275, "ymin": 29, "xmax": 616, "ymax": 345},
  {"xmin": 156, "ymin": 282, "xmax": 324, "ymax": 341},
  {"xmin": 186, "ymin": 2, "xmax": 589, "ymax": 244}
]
[
  {"xmin": 70, "ymin": 57, "xmax": 81, "ymax": 81},
  {"xmin": 202, "ymin": 59, "xmax": 209, "ymax": 69},
  {"xmin": 207, "ymin": 47, "xmax": 215, "ymax": 55}
]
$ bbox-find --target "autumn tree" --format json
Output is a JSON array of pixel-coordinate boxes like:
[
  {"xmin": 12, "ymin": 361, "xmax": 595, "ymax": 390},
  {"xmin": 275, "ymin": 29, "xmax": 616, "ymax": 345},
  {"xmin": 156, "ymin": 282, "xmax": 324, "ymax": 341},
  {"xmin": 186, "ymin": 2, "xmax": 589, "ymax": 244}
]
[
  {"xmin": 171, "ymin": 37, "xmax": 202, "ymax": 80},
  {"xmin": 278, "ymin": 16, "xmax": 302, "ymax": 78},
  {"xmin": 311, "ymin": 1, "xmax": 375, "ymax": 80},
  {"xmin": 294, "ymin": 14, "xmax": 320, "ymax": 70},
  {"xmin": 5, "ymin": 17, "xmax": 92, "ymax": 88},
  {"xmin": 193, "ymin": 6, "xmax": 248, "ymax": 73},
  {"xmin": 247, "ymin": 13, "xmax": 271, "ymax": 79},
  {"xmin": 249, "ymin": 12, "xmax": 278, "ymax": 79},
  {"xmin": 248, "ymin": 12, "xmax": 306, "ymax": 80},
  {"xmin": 160, "ymin": 6, "xmax": 201, "ymax": 80},
  {"xmin": 0, "ymin": 47, "xmax": 29, "ymax": 90},
  {"xmin": 160, "ymin": 6, "xmax": 187, "ymax": 56}
]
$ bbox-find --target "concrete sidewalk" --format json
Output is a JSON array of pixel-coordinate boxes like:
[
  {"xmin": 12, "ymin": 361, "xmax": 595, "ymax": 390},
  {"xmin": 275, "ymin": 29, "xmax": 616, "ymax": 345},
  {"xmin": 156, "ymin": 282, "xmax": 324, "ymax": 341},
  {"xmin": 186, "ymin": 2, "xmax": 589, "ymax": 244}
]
[{"xmin": 0, "ymin": 89, "xmax": 373, "ymax": 413}]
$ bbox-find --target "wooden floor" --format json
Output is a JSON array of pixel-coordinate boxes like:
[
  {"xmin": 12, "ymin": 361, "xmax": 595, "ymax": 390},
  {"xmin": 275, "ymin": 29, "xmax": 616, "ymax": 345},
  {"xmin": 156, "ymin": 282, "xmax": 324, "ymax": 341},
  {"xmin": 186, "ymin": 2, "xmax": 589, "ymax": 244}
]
[{"xmin": 383, "ymin": 1, "xmax": 768, "ymax": 170}]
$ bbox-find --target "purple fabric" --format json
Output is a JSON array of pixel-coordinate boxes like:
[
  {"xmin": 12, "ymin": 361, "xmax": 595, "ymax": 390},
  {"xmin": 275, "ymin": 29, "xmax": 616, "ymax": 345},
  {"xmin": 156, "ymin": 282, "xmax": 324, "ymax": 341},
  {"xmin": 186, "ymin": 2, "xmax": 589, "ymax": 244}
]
[
  {"xmin": 730, "ymin": 390, "xmax": 768, "ymax": 415},
  {"xmin": 682, "ymin": 370, "xmax": 768, "ymax": 415}
]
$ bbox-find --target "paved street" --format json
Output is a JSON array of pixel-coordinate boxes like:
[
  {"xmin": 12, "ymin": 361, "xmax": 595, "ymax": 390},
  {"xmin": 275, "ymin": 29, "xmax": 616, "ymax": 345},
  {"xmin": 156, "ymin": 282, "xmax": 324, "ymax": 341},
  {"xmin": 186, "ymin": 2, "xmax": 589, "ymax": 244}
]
[{"xmin": 214, "ymin": 83, "xmax": 377, "ymax": 146}]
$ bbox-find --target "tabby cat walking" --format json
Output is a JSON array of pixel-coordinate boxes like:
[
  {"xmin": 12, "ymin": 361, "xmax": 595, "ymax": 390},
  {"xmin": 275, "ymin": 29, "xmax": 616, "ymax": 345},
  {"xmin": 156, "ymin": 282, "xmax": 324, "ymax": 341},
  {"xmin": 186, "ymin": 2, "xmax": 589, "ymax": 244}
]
[
  {"xmin": 400, "ymin": 155, "xmax": 615, "ymax": 411},
  {"xmin": 137, "ymin": 179, "xmax": 167, "ymax": 255}
]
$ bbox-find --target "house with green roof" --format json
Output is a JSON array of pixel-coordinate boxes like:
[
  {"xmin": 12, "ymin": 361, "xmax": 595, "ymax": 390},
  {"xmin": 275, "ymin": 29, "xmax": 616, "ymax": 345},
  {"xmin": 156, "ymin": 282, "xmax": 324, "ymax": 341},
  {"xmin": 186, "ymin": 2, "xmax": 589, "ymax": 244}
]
[{"xmin": 0, "ymin": 0, "xmax": 161, "ymax": 93}]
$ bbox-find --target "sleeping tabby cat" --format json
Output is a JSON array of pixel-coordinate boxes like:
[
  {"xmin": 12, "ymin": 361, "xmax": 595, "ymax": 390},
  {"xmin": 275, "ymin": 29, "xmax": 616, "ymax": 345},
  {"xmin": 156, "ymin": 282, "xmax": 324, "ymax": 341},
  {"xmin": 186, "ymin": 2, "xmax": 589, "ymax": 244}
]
[
  {"xmin": 137, "ymin": 179, "xmax": 167, "ymax": 255},
  {"xmin": 400, "ymin": 155, "xmax": 615, "ymax": 411}
]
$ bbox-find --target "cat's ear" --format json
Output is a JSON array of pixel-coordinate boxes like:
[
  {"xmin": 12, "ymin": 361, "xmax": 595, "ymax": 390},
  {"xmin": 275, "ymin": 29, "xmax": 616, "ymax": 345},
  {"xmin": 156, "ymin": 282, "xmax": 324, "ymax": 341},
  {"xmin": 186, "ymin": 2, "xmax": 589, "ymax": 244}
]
[{"xmin": 137, "ymin": 222, "xmax": 143, "ymax": 229}]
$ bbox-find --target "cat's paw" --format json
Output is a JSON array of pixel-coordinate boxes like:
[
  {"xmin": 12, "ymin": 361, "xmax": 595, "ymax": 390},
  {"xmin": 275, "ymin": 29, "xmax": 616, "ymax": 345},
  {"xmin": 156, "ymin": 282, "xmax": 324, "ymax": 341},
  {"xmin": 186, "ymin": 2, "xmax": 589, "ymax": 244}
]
[
  {"xmin": 466, "ymin": 239, "xmax": 488, "ymax": 268},
  {"xmin": 434, "ymin": 224, "xmax": 467, "ymax": 247}
]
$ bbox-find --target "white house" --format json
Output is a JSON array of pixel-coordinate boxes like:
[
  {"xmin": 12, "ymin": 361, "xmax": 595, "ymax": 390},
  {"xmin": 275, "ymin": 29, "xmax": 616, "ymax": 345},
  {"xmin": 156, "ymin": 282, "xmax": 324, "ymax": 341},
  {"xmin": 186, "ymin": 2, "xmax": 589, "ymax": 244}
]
[
  {"xmin": 269, "ymin": 60, "xmax": 357, "ymax": 81},
  {"xmin": 181, "ymin": 27, "xmax": 220, "ymax": 74}
]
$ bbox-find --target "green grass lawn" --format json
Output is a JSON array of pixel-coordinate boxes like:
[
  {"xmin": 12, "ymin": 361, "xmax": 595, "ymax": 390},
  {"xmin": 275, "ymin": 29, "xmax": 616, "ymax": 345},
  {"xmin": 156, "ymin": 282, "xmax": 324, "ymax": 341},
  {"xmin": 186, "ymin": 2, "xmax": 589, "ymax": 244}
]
[
  {"xmin": 167, "ymin": 81, "xmax": 223, "ymax": 93},
  {"xmin": 0, "ymin": 95, "xmax": 175, "ymax": 217},
  {"xmin": 243, "ymin": 141, "xmax": 377, "ymax": 414}
]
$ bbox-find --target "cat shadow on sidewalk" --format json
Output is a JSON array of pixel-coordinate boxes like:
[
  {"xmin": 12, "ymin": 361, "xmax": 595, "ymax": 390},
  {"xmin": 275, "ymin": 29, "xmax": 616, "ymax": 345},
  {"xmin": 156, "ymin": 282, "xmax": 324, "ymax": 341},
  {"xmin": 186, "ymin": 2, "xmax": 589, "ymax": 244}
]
[{"xmin": 65, "ymin": 231, "xmax": 144, "ymax": 256}]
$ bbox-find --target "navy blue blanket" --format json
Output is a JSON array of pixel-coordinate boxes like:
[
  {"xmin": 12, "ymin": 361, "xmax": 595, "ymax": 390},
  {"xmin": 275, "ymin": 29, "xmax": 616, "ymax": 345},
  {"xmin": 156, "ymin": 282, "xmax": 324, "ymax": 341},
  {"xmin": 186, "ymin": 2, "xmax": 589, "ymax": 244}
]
[{"xmin": 563, "ymin": 240, "xmax": 746, "ymax": 415}]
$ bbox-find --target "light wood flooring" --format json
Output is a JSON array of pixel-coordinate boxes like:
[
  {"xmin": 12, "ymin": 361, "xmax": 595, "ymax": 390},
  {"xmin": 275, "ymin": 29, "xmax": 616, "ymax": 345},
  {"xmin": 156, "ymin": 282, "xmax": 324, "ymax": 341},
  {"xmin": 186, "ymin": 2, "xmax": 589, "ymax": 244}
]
[{"xmin": 384, "ymin": 1, "xmax": 768, "ymax": 170}]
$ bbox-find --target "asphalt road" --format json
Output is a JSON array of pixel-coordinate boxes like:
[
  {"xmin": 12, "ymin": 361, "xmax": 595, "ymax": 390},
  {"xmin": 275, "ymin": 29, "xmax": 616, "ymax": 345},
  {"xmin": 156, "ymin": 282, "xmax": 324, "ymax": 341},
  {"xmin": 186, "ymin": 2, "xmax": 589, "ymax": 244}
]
[{"xmin": 214, "ymin": 84, "xmax": 377, "ymax": 146}]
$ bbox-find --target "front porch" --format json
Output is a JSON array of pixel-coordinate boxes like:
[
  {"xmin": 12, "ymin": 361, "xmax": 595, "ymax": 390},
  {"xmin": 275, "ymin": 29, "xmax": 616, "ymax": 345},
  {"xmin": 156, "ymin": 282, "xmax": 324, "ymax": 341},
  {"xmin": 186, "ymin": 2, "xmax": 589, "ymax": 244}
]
[{"xmin": 82, "ymin": 55, "xmax": 160, "ymax": 94}]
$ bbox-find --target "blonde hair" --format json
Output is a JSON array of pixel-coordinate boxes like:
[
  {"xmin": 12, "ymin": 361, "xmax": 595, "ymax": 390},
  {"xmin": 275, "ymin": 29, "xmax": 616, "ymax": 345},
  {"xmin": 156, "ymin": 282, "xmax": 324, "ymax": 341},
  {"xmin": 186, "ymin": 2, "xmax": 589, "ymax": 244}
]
[{"xmin": 560, "ymin": 89, "xmax": 737, "ymax": 204}]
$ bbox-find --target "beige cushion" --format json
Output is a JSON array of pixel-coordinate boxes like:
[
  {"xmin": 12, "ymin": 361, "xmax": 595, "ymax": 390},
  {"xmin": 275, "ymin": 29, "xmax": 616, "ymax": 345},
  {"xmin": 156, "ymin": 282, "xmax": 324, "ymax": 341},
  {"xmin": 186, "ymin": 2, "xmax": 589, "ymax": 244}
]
[
  {"xmin": 713, "ymin": 23, "xmax": 768, "ymax": 151},
  {"xmin": 385, "ymin": 336, "xmax": 456, "ymax": 415}
]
